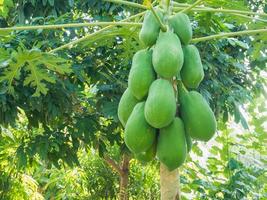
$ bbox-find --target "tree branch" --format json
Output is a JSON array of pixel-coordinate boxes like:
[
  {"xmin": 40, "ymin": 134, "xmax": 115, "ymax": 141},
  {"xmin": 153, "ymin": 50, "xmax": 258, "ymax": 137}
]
[
  {"xmin": 191, "ymin": 28, "xmax": 267, "ymax": 43},
  {"xmin": 0, "ymin": 22, "xmax": 142, "ymax": 32},
  {"xmin": 104, "ymin": 155, "xmax": 123, "ymax": 176}
]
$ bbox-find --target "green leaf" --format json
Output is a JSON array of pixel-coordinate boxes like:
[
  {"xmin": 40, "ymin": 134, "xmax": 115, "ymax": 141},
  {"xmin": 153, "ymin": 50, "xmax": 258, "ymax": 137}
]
[
  {"xmin": 16, "ymin": 146, "xmax": 27, "ymax": 169},
  {"xmin": 40, "ymin": 53, "xmax": 72, "ymax": 74},
  {"xmin": 24, "ymin": 62, "xmax": 56, "ymax": 96}
]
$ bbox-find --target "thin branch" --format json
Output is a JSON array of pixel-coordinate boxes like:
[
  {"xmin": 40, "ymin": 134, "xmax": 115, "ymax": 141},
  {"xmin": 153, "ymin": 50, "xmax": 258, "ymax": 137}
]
[
  {"xmin": 104, "ymin": 155, "xmax": 123, "ymax": 176},
  {"xmin": 191, "ymin": 28, "xmax": 267, "ymax": 43},
  {"xmin": 104, "ymin": 0, "xmax": 147, "ymax": 9},
  {"xmin": 150, "ymin": 5, "xmax": 167, "ymax": 32},
  {"xmin": 179, "ymin": 0, "xmax": 204, "ymax": 13},
  {"xmin": 49, "ymin": 11, "xmax": 145, "ymax": 53},
  {"xmin": 0, "ymin": 22, "xmax": 142, "ymax": 32}
]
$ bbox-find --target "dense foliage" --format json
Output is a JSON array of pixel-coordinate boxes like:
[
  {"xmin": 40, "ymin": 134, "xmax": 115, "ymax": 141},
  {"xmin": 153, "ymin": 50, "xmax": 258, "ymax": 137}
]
[{"xmin": 0, "ymin": 0, "xmax": 266, "ymax": 199}]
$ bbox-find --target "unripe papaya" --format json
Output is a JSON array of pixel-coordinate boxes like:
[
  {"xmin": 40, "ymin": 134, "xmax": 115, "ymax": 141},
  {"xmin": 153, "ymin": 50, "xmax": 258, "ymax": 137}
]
[
  {"xmin": 145, "ymin": 79, "xmax": 176, "ymax": 128},
  {"xmin": 179, "ymin": 88, "xmax": 217, "ymax": 141},
  {"xmin": 135, "ymin": 141, "xmax": 156, "ymax": 163},
  {"xmin": 125, "ymin": 102, "xmax": 156, "ymax": 154},
  {"xmin": 152, "ymin": 32, "xmax": 184, "ymax": 78},
  {"xmin": 128, "ymin": 49, "xmax": 156, "ymax": 100},
  {"xmin": 157, "ymin": 118, "xmax": 187, "ymax": 171},
  {"xmin": 181, "ymin": 45, "xmax": 204, "ymax": 89},
  {"xmin": 169, "ymin": 13, "xmax": 192, "ymax": 45},
  {"xmin": 139, "ymin": 10, "xmax": 163, "ymax": 47},
  {"xmin": 118, "ymin": 88, "xmax": 139, "ymax": 127}
]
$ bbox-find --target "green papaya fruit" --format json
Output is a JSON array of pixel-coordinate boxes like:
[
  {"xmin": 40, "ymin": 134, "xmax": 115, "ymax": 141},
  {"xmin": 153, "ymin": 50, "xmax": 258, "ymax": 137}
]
[
  {"xmin": 135, "ymin": 141, "xmax": 156, "ymax": 163},
  {"xmin": 125, "ymin": 102, "xmax": 156, "ymax": 154},
  {"xmin": 179, "ymin": 86, "xmax": 217, "ymax": 141},
  {"xmin": 152, "ymin": 31, "xmax": 184, "ymax": 78},
  {"xmin": 145, "ymin": 79, "xmax": 176, "ymax": 128},
  {"xmin": 169, "ymin": 13, "xmax": 192, "ymax": 45},
  {"xmin": 118, "ymin": 88, "xmax": 139, "ymax": 127},
  {"xmin": 181, "ymin": 45, "xmax": 204, "ymax": 89},
  {"xmin": 139, "ymin": 10, "xmax": 163, "ymax": 47},
  {"xmin": 185, "ymin": 132, "xmax": 192, "ymax": 153},
  {"xmin": 128, "ymin": 49, "xmax": 156, "ymax": 100},
  {"xmin": 157, "ymin": 118, "xmax": 187, "ymax": 171}
]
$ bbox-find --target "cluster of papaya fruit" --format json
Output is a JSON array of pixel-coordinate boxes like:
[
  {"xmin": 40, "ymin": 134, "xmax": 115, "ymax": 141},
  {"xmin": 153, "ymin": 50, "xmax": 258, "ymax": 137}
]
[{"xmin": 118, "ymin": 9, "xmax": 217, "ymax": 171}]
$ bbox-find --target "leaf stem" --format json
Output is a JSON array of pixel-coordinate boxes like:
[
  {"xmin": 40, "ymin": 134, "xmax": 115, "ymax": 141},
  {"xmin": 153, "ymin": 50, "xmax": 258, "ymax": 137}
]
[
  {"xmin": 173, "ymin": 6, "xmax": 267, "ymax": 18},
  {"xmin": 231, "ymin": 13, "xmax": 267, "ymax": 23},
  {"xmin": 104, "ymin": 0, "xmax": 267, "ymax": 18},
  {"xmin": 50, "ymin": 11, "xmax": 145, "ymax": 53},
  {"xmin": 191, "ymin": 28, "xmax": 267, "ymax": 43},
  {"xmin": 150, "ymin": 5, "xmax": 167, "ymax": 32},
  {"xmin": 0, "ymin": 22, "xmax": 142, "ymax": 32},
  {"xmin": 103, "ymin": 0, "xmax": 147, "ymax": 9},
  {"xmin": 179, "ymin": 0, "xmax": 204, "ymax": 13}
]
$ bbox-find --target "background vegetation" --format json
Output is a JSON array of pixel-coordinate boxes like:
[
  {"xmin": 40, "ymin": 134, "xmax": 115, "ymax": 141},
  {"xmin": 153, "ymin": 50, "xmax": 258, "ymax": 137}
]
[{"xmin": 0, "ymin": 0, "xmax": 266, "ymax": 199}]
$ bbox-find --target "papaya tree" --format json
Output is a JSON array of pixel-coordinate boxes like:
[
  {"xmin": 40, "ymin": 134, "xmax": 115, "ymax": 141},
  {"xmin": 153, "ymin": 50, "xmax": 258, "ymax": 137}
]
[{"xmin": 0, "ymin": 0, "xmax": 266, "ymax": 199}]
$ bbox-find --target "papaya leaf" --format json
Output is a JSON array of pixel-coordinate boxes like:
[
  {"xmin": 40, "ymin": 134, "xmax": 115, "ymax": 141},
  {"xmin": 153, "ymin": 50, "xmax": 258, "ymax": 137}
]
[
  {"xmin": 0, "ymin": 47, "xmax": 27, "ymax": 94},
  {"xmin": 0, "ymin": 47, "xmax": 72, "ymax": 96},
  {"xmin": 24, "ymin": 62, "xmax": 56, "ymax": 96},
  {"xmin": 38, "ymin": 53, "xmax": 72, "ymax": 74}
]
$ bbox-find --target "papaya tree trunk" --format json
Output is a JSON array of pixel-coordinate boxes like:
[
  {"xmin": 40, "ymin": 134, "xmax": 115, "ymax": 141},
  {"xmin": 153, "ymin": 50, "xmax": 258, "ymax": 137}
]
[
  {"xmin": 119, "ymin": 154, "xmax": 130, "ymax": 200},
  {"xmin": 104, "ymin": 153, "xmax": 130, "ymax": 200},
  {"xmin": 160, "ymin": 163, "xmax": 181, "ymax": 200}
]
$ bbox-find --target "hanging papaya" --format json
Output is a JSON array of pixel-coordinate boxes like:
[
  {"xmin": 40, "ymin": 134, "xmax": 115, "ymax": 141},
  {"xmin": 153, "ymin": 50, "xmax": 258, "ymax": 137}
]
[
  {"xmin": 157, "ymin": 118, "xmax": 187, "ymax": 171},
  {"xmin": 118, "ymin": 88, "xmax": 139, "ymax": 127},
  {"xmin": 179, "ymin": 85, "xmax": 217, "ymax": 141},
  {"xmin": 181, "ymin": 45, "xmax": 204, "ymax": 89},
  {"xmin": 169, "ymin": 13, "xmax": 192, "ymax": 45},
  {"xmin": 128, "ymin": 49, "xmax": 156, "ymax": 100},
  {"xmin": 152, "ymin": 31, "xmax": 184, "ymax": 78},
  {"xmin": 135, "ymin": 141, "xmax": 156, "ymax": 163},
  {"xmin": 125, "ymin": 102, "xmax": 156, "ymax": 154},
  {"xmin": 139, "ymin": 9, "xmax": 163, "ymax": 47},
  {"xmin": 145, "ymin": 79, "xmax": 176, "ymax": 128}
]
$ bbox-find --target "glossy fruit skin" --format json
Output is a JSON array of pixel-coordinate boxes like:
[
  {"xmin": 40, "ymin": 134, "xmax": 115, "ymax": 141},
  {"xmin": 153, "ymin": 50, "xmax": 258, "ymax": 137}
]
[
  {"xmin": 169, "ymin": 13, "xmax": 192, "ymax": 45},
  {"xmin": 181, "ymin": 45, "xmax": 204, "ymax": 89},
  {"xmin": 157, "ymin": 118, "xmax": 187, "ymax": 171},
  {"xmin": 139, "ymin": 10, "xmax": 163, "ymax": 47},
  {"xmin": 118, "ymin": 88, "xmax": 139, "ymax": 127},
  {"xmin": 145, "ymin": 79, "xmax": 176, "ymax": 128},
  {"xmin": 135, "ymin": 141, "xmax": 156, "ymax": 163},
  {"xmin": 125, "ymin": 102, "xmax": 156, "ymax": 154},
  {"xmin": 180, "ymin": 91, "xmax": 217, "ymax": 141},
  {"xmin": 128, "ymin": 49, "xmax": 156, "ymax": 100},
  {"xmin": 152, "ymin": 31, "xmax": 184, "ymax": 78}
]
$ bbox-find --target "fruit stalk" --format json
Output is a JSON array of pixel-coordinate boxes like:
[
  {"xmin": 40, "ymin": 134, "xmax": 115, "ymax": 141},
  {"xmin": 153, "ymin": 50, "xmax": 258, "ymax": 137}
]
[{"xmin": 150, "ymin": 5, "xmax": 167, "ymax": 32}]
